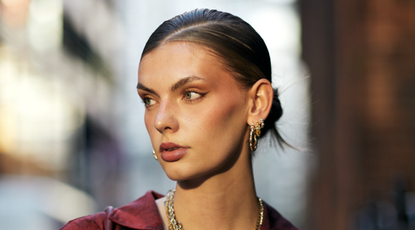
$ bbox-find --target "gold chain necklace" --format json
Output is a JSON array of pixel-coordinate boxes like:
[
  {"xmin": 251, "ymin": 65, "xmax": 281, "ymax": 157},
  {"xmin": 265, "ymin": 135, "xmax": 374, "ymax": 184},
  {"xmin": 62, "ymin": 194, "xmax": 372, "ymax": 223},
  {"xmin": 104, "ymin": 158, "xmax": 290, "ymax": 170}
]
[{"xmin": 164, "ymin": 189, "xmax": 264, "ymax": 230}]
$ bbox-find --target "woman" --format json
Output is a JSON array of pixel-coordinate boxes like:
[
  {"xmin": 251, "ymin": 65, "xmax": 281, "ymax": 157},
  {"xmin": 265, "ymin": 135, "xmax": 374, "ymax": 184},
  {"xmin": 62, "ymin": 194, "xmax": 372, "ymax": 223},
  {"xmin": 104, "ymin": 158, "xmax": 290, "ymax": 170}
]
[{"xmin": 62, "ymin": 9, "xmax": 299, "ymax": 230}]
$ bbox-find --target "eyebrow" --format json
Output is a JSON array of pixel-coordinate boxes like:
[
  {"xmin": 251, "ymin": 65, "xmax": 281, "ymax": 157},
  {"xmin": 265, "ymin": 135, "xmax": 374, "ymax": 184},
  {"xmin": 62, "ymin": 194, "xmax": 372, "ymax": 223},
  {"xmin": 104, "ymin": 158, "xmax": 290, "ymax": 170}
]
[
  {"xmin": 136, "ymin": 76, "xmax": 204, "ymax": 95},
  {"xmin": 170, "ymin": 76, "xmax": 204, "ymax": 91},
  {"xmin": 136, "ymin": 83, "xmax": 159, "ymax": 97}
]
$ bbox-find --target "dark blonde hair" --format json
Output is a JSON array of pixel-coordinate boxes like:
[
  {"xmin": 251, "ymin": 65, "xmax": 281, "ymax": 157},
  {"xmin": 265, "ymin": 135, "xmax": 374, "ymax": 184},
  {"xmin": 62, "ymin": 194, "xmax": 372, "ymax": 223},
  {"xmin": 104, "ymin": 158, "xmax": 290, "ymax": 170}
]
[{"xmin": 141, "ymin": 9, "xmax": 287, "ymax": 148}]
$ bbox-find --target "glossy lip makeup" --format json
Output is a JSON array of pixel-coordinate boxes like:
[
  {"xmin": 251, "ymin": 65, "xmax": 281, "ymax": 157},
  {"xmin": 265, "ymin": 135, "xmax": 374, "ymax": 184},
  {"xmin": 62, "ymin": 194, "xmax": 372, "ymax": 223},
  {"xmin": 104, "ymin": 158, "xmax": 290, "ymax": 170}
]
[{"xmin": 159, "ymin": 142, "xmax": 188, "ymax": 162}]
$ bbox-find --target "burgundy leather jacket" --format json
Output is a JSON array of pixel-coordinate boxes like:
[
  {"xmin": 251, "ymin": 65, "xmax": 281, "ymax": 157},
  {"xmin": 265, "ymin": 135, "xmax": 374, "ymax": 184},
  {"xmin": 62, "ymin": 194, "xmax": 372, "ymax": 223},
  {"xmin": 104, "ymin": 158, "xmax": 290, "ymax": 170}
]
[{"xmin": 61, "ymin": 190, "xmax": 299, "ymax": 230}]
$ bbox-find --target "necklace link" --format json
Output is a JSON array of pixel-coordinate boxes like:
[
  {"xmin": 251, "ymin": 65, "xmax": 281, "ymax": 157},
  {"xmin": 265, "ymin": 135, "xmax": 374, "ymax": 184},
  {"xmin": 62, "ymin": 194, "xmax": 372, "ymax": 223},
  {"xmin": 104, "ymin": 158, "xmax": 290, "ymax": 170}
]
[{"xmin": 164, "ymin": 189, "xmax": 264, "ymax": 230}]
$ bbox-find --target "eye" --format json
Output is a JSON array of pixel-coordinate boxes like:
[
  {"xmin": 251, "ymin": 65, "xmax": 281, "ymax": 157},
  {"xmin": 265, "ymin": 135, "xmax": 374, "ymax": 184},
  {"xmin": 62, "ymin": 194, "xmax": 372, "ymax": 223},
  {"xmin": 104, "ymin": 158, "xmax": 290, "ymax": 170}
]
[
  {"xmin": 143, "ymin": 97, "xmax": 156, "ymax": 107},
  {"xmin": 184, "ymin": 91, "xmax": 202, "ymax": 100}
]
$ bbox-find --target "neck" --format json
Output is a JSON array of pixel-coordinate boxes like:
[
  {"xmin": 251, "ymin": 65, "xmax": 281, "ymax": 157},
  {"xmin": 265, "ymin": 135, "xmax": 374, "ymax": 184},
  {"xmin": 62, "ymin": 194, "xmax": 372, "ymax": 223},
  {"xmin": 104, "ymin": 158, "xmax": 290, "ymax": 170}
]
[{"xmin": 171, "ymin": 156, "xmax": 260, "ymax": 230}]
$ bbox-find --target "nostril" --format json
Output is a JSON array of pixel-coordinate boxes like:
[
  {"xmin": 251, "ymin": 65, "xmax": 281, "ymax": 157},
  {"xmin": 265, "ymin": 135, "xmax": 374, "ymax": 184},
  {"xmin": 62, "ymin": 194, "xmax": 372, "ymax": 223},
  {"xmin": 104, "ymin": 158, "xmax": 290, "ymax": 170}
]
[{"xmin": 153, "ymin": 102, "xmax": 178, "ymax": 133}]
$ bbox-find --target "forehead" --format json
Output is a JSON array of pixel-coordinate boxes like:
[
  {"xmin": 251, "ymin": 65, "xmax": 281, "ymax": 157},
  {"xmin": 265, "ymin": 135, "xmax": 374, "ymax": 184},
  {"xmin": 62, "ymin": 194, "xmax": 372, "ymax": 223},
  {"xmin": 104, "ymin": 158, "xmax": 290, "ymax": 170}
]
[
  {"xmin": 138, "ymin": 42, "xmax": 225, "ymax": 82},
  {"xmin": 141, "ymin": 41, "xmax": 215, "ymax": 63}
]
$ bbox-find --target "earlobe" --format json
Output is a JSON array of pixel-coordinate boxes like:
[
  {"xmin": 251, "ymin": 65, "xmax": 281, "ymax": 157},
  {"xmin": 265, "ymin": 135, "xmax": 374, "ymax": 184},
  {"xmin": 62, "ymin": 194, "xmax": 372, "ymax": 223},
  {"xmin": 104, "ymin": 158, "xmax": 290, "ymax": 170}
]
[{"xmin": 247, "ymin": 79, "xmax": 273, "ymax": 125}]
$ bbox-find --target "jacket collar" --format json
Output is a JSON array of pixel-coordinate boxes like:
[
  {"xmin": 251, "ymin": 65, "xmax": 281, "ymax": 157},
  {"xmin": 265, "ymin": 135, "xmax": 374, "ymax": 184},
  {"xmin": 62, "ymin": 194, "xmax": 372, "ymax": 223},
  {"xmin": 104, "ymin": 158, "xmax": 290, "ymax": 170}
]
[
  {"xmin": 106, "ymin": 190, "xmax": 295, "ymax": 230},
  {"xmin": 108, "ymin": 190, "xmax": 164, "ymax": 230}
]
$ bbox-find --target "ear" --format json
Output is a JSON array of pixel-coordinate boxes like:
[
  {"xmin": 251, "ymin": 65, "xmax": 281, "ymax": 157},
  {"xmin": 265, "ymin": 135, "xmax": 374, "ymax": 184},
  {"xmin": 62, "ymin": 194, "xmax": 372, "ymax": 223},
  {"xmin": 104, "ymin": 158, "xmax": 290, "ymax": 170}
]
[{"xmin": 247, "ymin": 79, "xmax": 273, "ymax": 125}]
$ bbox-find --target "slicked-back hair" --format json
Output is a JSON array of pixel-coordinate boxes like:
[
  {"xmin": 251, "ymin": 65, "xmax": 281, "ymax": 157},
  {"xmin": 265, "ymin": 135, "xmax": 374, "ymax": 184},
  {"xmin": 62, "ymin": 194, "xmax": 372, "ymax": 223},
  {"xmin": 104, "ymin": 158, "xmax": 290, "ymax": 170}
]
[{"xmin": 141, "ymin": 9, "xmax": 287, "ymax": 148}]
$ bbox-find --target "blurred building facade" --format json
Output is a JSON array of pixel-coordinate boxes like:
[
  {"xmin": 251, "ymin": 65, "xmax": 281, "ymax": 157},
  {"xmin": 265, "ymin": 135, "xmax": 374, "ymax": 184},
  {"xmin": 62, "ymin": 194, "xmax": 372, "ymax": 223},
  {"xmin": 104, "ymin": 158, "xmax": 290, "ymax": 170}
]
[
  {"xmin": 301, "ymin": 0, "xmax": 415, "ymax": 229},
  {"xmin": 0, "ymin": 0, "xmax": 124, "ymax": 228}
]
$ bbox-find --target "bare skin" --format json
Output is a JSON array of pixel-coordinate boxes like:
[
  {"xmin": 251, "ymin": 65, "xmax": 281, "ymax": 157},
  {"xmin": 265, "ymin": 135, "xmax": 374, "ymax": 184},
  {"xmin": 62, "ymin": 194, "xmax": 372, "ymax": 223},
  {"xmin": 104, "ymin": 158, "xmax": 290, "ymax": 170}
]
[
  {"xmin": 155, "ymin": 197, "xmax": 168, "ymax": 230},
  {"xmin": 138, "ymin": 42, "xmax": 273, "ymax": 230}
]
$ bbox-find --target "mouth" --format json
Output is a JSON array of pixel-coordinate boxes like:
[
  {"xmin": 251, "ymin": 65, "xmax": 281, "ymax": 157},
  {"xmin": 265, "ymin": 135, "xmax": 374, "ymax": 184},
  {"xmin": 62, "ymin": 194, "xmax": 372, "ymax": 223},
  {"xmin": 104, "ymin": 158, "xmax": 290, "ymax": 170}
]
[
  {"xmin": 159, "ymin": 142, "xmax": 185, "ymax": 152},
  {"xmin": 159, "ymin": 142, "xmax": 188, "ymax": 162},
  {"xmin": 165, "ymin": 147, "xmax": 180, "ymax": 151}
]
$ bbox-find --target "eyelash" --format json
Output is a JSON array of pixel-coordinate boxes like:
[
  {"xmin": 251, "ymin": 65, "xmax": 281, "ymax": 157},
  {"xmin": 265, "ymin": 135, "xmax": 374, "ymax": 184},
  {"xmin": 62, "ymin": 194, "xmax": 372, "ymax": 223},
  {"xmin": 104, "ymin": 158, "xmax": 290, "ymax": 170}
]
[
  {"xmin": 140, "ymin": 90, "xmax": 208, "ymax": 108},
  {"xmin": 141, "ymin": 97, "xmax": 155, "ymax": 107},
  {"xmin": 182, "ymin": 90, "xmax": 207, "ymax": 102}
]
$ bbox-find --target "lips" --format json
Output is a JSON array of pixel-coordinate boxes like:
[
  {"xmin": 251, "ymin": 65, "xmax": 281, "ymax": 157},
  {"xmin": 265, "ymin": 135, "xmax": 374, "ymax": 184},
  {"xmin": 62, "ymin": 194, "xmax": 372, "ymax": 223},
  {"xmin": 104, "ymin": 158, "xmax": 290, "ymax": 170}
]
[{"xmin": 159, "ymin": 142, "xmax": 188, "ymax": 162}]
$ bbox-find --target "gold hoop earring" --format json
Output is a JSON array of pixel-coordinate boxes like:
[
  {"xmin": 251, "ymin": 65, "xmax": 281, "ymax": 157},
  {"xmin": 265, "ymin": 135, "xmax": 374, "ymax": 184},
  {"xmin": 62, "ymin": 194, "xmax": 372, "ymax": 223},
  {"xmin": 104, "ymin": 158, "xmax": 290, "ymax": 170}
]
[
  {"xmin": 153, "ymin": 150, "xmax": 158, "ymax": 160},
  {"xmin": 249, "ymin": 118, "xmax": 264, "ymax": 151}
]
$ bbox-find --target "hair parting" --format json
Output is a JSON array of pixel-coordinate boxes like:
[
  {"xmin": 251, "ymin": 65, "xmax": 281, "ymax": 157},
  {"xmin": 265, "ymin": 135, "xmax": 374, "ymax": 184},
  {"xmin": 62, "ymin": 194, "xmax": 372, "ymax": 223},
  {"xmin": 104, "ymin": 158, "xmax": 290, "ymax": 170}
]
[{"xmin": 141, "ymin": 8, "xmax": 291, "ymax": 149}]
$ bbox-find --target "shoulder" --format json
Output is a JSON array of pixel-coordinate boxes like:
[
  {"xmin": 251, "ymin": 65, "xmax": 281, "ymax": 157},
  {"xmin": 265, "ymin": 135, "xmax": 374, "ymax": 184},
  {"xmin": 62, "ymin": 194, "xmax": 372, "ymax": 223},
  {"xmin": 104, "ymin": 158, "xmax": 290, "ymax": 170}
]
[
  {"xmin": 60, "ymin": 190, "xmax": 164, "ymax": 230},
  {"xmin": 109, "ymin": 190, "xmax": 164, "ymax": 229},
  {"xmin": 60, "ymin": 212, "xmax": 106, "ymax": 230},
  {"xmin": 263, "ymin": 201, "xmax": 300, "ymax": 230}
]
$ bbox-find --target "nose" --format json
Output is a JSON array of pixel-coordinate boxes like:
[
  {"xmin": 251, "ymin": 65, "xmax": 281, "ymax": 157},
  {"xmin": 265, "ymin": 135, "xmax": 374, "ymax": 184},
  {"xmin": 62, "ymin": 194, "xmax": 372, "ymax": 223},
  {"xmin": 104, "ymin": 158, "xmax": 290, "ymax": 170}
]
[{"xmin": 154, "ymin": 101, "xmax": 178, "ymax": 133}]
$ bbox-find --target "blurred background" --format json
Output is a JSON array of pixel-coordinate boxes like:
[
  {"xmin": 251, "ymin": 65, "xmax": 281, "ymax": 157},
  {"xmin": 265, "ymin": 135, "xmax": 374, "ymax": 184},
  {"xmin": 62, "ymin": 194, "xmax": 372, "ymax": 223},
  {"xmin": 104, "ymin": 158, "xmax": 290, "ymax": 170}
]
[{"xmin": 0, "ymin": 0, "xmax": 413, "ymax": 230}]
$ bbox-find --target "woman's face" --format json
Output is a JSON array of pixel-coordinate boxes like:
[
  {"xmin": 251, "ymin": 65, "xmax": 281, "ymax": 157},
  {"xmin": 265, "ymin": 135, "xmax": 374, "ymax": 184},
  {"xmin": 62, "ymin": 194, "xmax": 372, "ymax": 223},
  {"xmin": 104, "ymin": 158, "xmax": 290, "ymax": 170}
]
[{"xmin": 137, "ymin": 42, "xmax": 250, "ymax": 182}]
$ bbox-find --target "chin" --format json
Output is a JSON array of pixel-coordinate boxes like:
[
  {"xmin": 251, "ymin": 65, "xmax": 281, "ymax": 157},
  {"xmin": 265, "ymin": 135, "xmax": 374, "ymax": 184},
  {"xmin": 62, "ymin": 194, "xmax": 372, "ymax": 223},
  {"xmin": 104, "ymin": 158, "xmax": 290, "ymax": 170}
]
[
  {"xmin": 164, "ymin": 170, "xmax": 195, "ymax": 182},
  {"xmin": 162, "ymin": 165, "xmax": 206, "ymax": 183},
  {"xmin": 163, "ymin": 166, "xmax": 221, "ymax": 187},
  {"xmin": 162, "ymin": 165, "xmax": 189, "ymax": 181}
]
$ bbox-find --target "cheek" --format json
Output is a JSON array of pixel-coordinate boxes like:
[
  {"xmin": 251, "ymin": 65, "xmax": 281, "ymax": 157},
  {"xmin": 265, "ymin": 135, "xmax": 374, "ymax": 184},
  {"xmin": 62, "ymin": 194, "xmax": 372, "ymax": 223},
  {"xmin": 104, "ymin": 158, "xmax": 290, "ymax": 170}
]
[
  {"xmin": 186, "ymin": 95, "xmax": 246, "ymax": 147},
  {"xmin": 208, "ymin": 87, "xmax": 247, "ymax": 128},
  {"xmin": 144, "ymin": 111, "xmax": 156, "ymax": 138}
]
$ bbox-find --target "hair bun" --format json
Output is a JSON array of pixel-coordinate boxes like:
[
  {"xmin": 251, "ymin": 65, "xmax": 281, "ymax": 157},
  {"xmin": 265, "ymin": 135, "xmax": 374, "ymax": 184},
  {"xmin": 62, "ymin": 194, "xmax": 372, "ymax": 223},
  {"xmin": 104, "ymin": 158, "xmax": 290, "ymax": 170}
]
[
  {"xmin": 270, "ymin": 88, "xmax": 283, "ymax": 122},
  {"xmin": 262, "ymin": 88, "xmax": 283, "ymax": 135}
]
